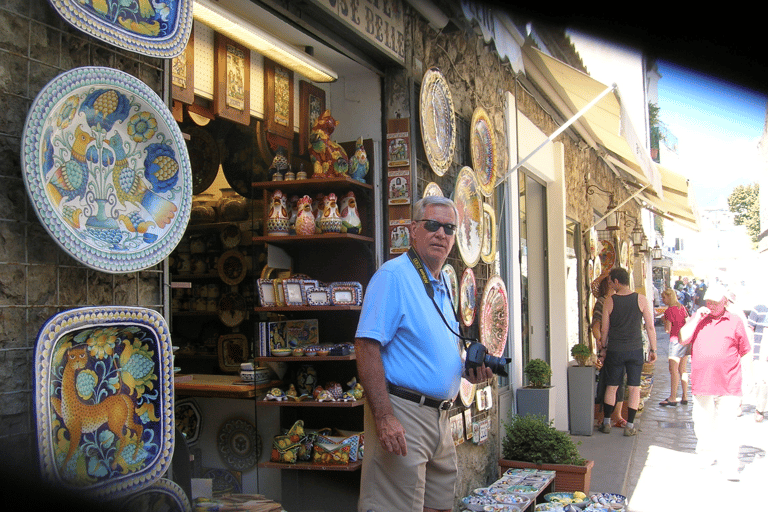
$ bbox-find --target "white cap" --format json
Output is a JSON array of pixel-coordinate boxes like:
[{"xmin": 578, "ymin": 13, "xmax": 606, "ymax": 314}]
[{"xmin": 704, "ymin": 283, "xmax": 727, "ymax": 302}]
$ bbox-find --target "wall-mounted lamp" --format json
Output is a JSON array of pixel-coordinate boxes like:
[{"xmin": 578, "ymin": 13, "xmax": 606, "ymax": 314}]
[
  {"xmin": 194, "ymin": 0, "xmax": 338, "ymax": 83},
  {"xmin": 631, "ymin": 226, "xmax": 645, "ymax": 247},
  {"xmin": 638, "ymin": 235, "xmax": 650, "ymax": 254},
  {"xmin": 587, "ymin": 184, "xmax": 619, "ymax": 231},
  {"xmin": 651, "ymin": 242, "xmax": 662, "ymax": 260}
]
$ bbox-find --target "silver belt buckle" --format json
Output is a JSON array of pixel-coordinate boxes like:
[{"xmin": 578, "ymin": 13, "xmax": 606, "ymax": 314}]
[{"xmin": 438, "ymin": 399, "xmax": 452, "ymax": 410}]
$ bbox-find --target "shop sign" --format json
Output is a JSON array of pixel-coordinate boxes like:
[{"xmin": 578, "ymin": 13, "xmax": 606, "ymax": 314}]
[{"xmin": 310, "ymin": 0, "xmax": 405, "ymax": 63}]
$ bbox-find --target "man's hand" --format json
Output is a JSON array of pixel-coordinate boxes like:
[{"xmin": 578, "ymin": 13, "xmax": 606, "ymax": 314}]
[
  {"xmin": 647, "ymin": 350, "xmax": 657, "ymax": 363},
  {"xmin": 465, "ymin": 364, "xmax": 493, "ymax": 384},
  {"xmin": 375, "ymin": 412, "xmax": 408, "ymax": 456}
]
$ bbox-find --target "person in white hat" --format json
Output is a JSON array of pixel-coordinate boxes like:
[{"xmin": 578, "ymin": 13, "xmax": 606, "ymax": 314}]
[{"xmin": 679, "ymin": 282, "xmax": 752, "ymax": 481}]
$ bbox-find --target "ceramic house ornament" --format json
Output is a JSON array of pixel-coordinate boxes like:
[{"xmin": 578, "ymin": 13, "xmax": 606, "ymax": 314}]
[
  {"xmin": 267, "ymin": 189, "xmax": 289, "ymax": 236},
  {"xmin": 319, "ymin": 192, "xmax": 342, "ymax": 233},
  {"xmin": 308, "ymin": 110, "xmax": 349, "ymax": 178},
  {"xmin": 339, "ymin": 191, "xmax": 362, "ymax": 234}
]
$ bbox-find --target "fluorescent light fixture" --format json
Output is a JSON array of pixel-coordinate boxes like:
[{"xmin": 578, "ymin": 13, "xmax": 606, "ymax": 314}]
[{"xmin": 194, "ymin": 0, "xmax": 338, "ymax": 83}]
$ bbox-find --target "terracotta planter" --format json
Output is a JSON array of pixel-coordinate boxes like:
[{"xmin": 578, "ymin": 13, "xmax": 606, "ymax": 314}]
[{"xmin": 498, "ymin": 458, "xmax": 595, "ymax": 493}]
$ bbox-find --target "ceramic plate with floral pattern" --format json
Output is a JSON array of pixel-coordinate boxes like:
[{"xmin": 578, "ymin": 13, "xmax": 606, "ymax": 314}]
[
  {"xmin": 441, "ymin": 263, "xmax": 459, "ymax": 314},
  {"xmin": 419, "ymin": 68, "xmax": 456, "ymax": 176},
  {"xmin": 175, "ymin": 398, "xmax": 202, "ymax": 446},
  {"xmin": 455, "ymin": 166, "xmax": 483, "ymax": 268},
  {"xmin": 48, "ymin": 0, "xmax": 193, "ymax": 58},
  {"xmin": 217, "ymin": 419, "xmax": 261, "ymax": 471},
  {"xmin": 470, "ymin": 107, "xmax": 498, "ymax": 197},
  {"xmin": 460, "ymin": 267, "xmax": 477, "ymax": 327},
  {"xmin": 22, "ymin": 66, "xmax": 192, "ymax": 273},
  {"xmin": 34, "ymin": 306, "xmax": 174, "ymax": 499},
  {"xmin": 479, "ymin": 275, "xmax": 509, "ymax": 357}
]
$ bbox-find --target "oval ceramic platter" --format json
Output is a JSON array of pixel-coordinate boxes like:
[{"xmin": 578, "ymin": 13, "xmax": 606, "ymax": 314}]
[
  {"xmin": 479, "ymin": 275, "xmax": 509, "ymax": 357},
  {"xmin": 455, "ymin": 166, "xmax": 483, "ymax": 268},
  {"xmin": 47, "ymin": 0, "xmax": 193, "ymax": 58},
  {"xmin": 441, "ymin": 263, "xmax": 459, "ymax": 314},
  {"xmin": 34, "ymin": 306, "xmax": 175, "ymax": 499},
  {"xmin": 470, "ymin": 106, "xmax": 498, "ymax": 197},
  {"xmin": 460, "ymin": 267, "xmax": 477, "ymax": 327},
  {"xmin": 420, "ymin": 68, "xmax": 456, "ymax": 176},
  {"xmin": 22, "ymin": 67, "xmax": 192, "ymax": 273}
]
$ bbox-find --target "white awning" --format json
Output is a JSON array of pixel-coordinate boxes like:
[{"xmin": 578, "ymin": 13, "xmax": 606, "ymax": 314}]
[
  {"xmin": 519, "ymin": 44, "xmax": 663, "ymax": 197},
  {"xmin": 637, "ymin": 165, "xmax": 700, "ymax": 232}
]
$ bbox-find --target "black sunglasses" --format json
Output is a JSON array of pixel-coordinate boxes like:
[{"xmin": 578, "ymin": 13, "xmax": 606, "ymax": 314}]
[{"xmin": 416, "ymin": 219, "xmax": 456, "ymax": 235}]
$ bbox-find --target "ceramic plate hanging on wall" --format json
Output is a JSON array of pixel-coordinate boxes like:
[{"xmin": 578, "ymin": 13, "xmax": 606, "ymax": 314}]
[
  {"xmin": 459, "ymin": 267, "xmax": 477, "ymax": 327},
  {"xmin": 34, "ymin": 306, "xmax": 174, "ymax": 499},
  {"xmin": 217, "ymin": 419, "xmax": 261, "ymax": 471},
  {"xmin": 479, "ymin": 275, "xmax": 509, "ymax": 357},
  {"xmin": 470, "ymin": 106, "xmax": 498, "ymax": 197},
  {"xmin": 480, "ymin": 202, "xmax": 497, "ymax": 264},
  {"xmin": 423, "ymin": 181, "xmax": 444, "ymax": 198},
  {"xmin": 116, "ymin": 478, "xmax": 192, "ymax": 512},
  {"xmin": 620, "ymin": 240, "xmax": 628, "ymax": 269},
  {"xmin": 175, "ymin": 398, "xmax": 202, "ymax": 446},
  {"xmin": 47, "ymin": 0, "xmax": 193, "ymax": 58},
  {"xmin": 21, "ymin": 66, "xmax": 192, "ymax": 273},
  {"xmin": 185, "ymin": 124, "xmax": 220, "ymax": 195},
  {"xmin": 455, "ymin": 166, "xmax": 483, "ymax": 268},
  {"xmin": 441, "ymin": 263, "xmax": 459, "ymax": 314},
  {"xmin": 419, "ymin": 68, "xmax": 456, "ymax": 176},
  {"xmin": 599, "ymin": 239, "xmax": 616, "ymax": 270},
  {"xmin": 459, "ymin": 378, "xmax": 475, "ymax": 407}
]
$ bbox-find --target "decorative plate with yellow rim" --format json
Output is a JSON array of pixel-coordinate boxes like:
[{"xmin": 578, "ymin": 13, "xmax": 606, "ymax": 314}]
[
  {"xmin": 481, "ymin": 202, "xmax": 497, "ymax": 264},
  {"xmin": 459, "ymin": 378, "xmax": 475, "ymax": 407},
  {"xmin": 454, "ymin": 167, "xmax": 483, "ymax": 268},
  {"xmin": 470, "ymin": 107, "xmax": 498, "ymax": 197},
  {"xmin": 423, "ymin": 181, "xmax": 444, "ymax": 198},
  {"xmin": 419, "ymin": 68, "xmax": 456, "ymax": 176},
  {"xmin": 441, "ymin": 263, "xmax": 459, "ymax": 314},
  {"xmin": 460, "ymin": 267, "xmax": 477, "ymax": 327},
  {"xmin": 479, "ymin": 275, "xmax": 509, "ymax": 357}
]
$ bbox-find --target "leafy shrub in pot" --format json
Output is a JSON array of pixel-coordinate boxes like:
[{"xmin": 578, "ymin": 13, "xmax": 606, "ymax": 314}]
[{"xmin": 501, "ymin": 413, "xmax": 585, "ymax": 466}]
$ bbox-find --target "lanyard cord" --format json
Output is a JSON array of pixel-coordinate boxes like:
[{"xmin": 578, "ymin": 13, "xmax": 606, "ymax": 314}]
[{"xmin": 407, "ymin": 248, "xmax": 477, "ymax": 347}]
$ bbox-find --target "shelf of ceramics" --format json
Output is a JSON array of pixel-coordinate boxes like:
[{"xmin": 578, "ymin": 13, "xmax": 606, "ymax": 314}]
[
  {"xmin": 253, "ymin": 305, "xmax": 362, "ymax": 313},
  {"xmin": 255, "ymin": 354, "xmax": 357, "ymax": 362},
  {"xmin": 258, "ymin": 399, "xmax": 365, "ymax": 408},
  {"xmin": 253, "ymin": 233, "xmax": 374, "ymax": 245},
  {"xmin": 252, "ymin": 177, "xmax": 373, "ymax": 193},
  {"xmin": 174, "ymin": 374, "xmax": 280, "ymax": 399},
  {"xmin": 258, "ymin": 460, "xmax": 363, "ymax": 471}
]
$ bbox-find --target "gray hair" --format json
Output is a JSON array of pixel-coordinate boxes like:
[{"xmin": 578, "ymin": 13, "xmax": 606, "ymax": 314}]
[{"xmin": 412, "ymin": 195, "xmax": 458, "ymax": 222}]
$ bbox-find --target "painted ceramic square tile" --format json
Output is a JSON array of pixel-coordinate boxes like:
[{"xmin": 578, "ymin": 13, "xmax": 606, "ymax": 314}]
[
  {"xmin": 48, "ymin": 0, "xmax": 193, "ymax": 58},
  {"xmin": 22, "ymin": 66, "xmax": 192, "ymax": 273},
  {"xmin": 34, "ymin": 307, "xmax": 175, "ymax": 499}
]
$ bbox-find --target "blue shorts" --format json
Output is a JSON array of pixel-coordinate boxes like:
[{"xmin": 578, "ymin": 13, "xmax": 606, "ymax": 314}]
[{"xmin": 604, "ymin": 348, "xmax": 644, "ymax": 387}]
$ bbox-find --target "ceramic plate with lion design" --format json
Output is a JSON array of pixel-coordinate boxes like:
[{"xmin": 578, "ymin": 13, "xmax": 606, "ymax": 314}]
[
  {"xmin": 22, "ymin": 66, "xmax": 192, "ymax": 273},
  {"xmin": 34, "ymin": 306, "xmax": 175, "ymax": 499},
  {"xmin": 48, "ymin": 0, "xmax": 193, "ymax": 58}
]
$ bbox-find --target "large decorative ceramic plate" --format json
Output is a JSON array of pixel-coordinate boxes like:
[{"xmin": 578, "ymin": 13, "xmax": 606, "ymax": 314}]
[
  {"xmin": 441, "ymin": 263, "xmax": 459, "ymax": 314},
  {"xmin": 599, "ymin": 239, "xmax": 616, "ymax": 270},
  {"xmin": 115, "ymin": 477, "xmax": 192, "ymax": 512},
  {"xmin": 22, "ymin": 66, "xmax": 192, "ymax": 273},
  {"xmin": 470, "ymin": 107, "xmax": 498, "ymax": 197},
  {"xmin": 460, "ymin": 267, "xmax": 477, "ymax": 327},
  {"xmin": 217, "ymin": 419, "xmax": 261, "ymax": 471},
  {"xmin": 423, "ymin": 181, "xmax": 443, "ymax": 197},
  {"xmin": 620, "ymin": 240, "xmax": 628, "ymax": 269},
  {"xmin": 420, "ymin": 68, "xmax": 456, "ymax": 176},
  {"xmin": 175, "ymin": 398, "xmax": 202, "ymax": 446},
  {"xmin": 34, "ymin": 306, "xmax": 175, "ymax": 499},
  {"xmin": 459, "ymin": 378, "xmax": 475, "ymax": 407},
  {"xmin": 48, "ymin": 0, "xmax": 193, "ymax": 58},
  {"xmin": 455, "ymin": 167, "xmax": 483, "ymax": 268},
  {"xmin": 481, "ymin": 202, "xmax": 497, "ymax": 264},
  {"xmin": 479, "ymin": 276, "xmax": 509, "ymax": 357}
]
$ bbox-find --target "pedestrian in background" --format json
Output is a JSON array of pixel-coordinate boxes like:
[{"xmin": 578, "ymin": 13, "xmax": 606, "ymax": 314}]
[
  {"xmin": 679, "ymin": 283, "xmax": 751, "ymax": 481},
  {"xmin": 660, "ymin": 288, "xmax": 690, "ymax": 406},
  {"xmin": 597, "ymin": 267, "xmax": 658, "ymax": 437},
  {"xmin": 747, "ymin": 303, "xmax": 768, "ymax": 422}
]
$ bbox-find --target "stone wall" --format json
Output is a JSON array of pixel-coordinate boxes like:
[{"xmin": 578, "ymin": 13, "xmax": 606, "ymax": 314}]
[{"xmin": 0, "ymin": 0, "xmax": 165, "ymax": 474}]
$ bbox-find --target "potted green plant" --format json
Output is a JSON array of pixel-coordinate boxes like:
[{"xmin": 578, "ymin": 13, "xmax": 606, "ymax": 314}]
[
  {"xmin": 499, "ymin": 413, "xmax": 594, "ymax": 493},
  {"xmin": 568, "ymin": 345, "xmax": 596, "ymax": 436},
  {"xmin": 516, "ymin": 359, "xmax": 555, "ymax": 420}
]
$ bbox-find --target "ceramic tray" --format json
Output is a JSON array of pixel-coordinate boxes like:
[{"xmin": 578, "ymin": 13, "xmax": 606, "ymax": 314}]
[
  {"xmin": 455, "ymin": 166, "xmax": 483, "ymax": 268},
  {"xmin": 218, "ymin": 334, "xmax": 249, "ymax": 373},
  {"xmin": 480, "ymin": 276, "xmax": 509, "ymax": 357},
  {"xmin": 48, "ymin": 0, "xmax": 192, "ymax": 58},
  {"xmin": 22, "ymin": 66, "xmax": 192, "ymax": 273},
  {"xmin": 419, "ymin": 68, "xmax": 456, "ymax": 176},
  {"xmin": 471, "ymin": 106, "xmax": 498, "ymax": 197},
  {"xmin": 34, "ymin": 306, "xmax": 175, "ymax": 499},
  {"xmin": 460, "ymin": 267, "xmax": 477, "ymax": 327},
  {"xmin": 217, "ymin": 419, "xmax": 261, "ymax": 471}
]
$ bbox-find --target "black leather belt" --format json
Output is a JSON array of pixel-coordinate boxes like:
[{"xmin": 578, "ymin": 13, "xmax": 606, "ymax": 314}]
[{"xmin": 387, "ymin": 384, "xmax": 453, "ymax": 411}]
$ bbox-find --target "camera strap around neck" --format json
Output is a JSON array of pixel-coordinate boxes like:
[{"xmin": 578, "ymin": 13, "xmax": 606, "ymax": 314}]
[{"xmin": 407, "ymin": 248, "xmax": 474, "ymax": 346}]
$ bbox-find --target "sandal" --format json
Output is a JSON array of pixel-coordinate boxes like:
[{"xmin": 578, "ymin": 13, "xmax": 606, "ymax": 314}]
[
  {"xmin": 680, "ymin": 399, "xmax": 689, "ymax": 405},
  {"xmin": 757, "ymin": 411, "xmax": 765, "ymax": 423},
  {"xmin": 659, "ymin": 399, "xmax": 678, "ymax": 406},
  {"xmin": 612, "ymin": 418, "xmax": 628, "ymax": 428}
]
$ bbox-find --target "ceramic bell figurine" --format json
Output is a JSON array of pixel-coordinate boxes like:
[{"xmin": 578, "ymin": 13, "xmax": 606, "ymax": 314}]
[
  {"xmin": 267, "ymin": 189, "xmax": 290, "ymax": 236},
  {"xmin": 339, "ymin": 191, "xmax": 362, "ymax": 234},
  {"xmin": 308, "ymin": 110, "xmax": 349, "ymax": 178},
  {"xmin": 296, "ymin": 163, "xmax": 308, "ymax": 180},
  {"xmin": 294, "ymin": 195, "xmax": 316, "ymax": 236},
  {"xmin": 319, "ymin": 193, "xmax": 342, "ymax": 233},
  {"xmin": 268, "ymin": 146, "xmax": 289, "ymax": 181},
  {"xmin": 348, "ymin": 137, "xmax": 369, "ymax": 183}
]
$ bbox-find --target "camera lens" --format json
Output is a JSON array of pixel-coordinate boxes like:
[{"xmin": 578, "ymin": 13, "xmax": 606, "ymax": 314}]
[{"xmin": 465, "ymin": 341, "xmax": 511, "ymax": 377}]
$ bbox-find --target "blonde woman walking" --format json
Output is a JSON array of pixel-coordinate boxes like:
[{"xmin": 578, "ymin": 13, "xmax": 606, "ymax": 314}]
[{"xmin": 660, "ymin": 288, "xmax": 690, "ymax": 406}]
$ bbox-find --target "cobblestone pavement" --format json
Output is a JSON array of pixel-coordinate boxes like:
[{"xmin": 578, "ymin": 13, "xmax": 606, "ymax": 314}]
[{"xmin": 625, "ymin": 325, "xmax": 768, "ymax": 511}]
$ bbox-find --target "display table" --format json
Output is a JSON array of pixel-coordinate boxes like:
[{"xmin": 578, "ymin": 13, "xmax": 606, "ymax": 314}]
[
  {"xmin": 460, "ymin": 468, "xmax": 555, "ymax": 511},
  {"xmin": 174, "ymin": 374, "xmax": 280, "ymax": 399}
]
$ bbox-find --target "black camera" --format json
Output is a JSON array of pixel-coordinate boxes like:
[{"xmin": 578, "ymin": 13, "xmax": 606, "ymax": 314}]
[{"xmin": 465, "ymin": 341, "xmax": 511, "ymax": 377}]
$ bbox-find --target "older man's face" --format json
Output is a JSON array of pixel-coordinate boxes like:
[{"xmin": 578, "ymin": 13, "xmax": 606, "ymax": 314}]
[
  {"xmin": 410, "ymin": 204, "xmax": 456, "ymax": 273},
  {"xmin": 705, "ymin": 297, "xmax": 727, "ymax": 317}
]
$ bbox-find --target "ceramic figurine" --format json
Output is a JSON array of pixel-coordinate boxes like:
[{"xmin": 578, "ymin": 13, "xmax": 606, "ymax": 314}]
[
  {"xmin": 286, "ymin": 384, "xmax": 298, "ymax": 398},
  {"xmin": 315, "ymin": 389, "xmax": 335, "ymax": 402},
  {"xmin": 312, "ymin": 385, "xmax": 325, "ymax": 400},
  {"xmin": 294, "ymin": 195, "xmax": 316, "ymax": 236},
  {"xmin": 296, "ymin": 163, "xmax": 307, "ymax": 180},
  {"xmin": 348, "ymin": 137, "xmax": 369, "ymax": 183},
  {"xmin": 287, "ymin": 195, "xmax": 300, "ymax": 234},
  {"xmin": 319, "ymin": 193, "xmax": 342, "ymax": 233},
  {"xmin": 268, "ymin": 146, "xmax": 289, "ymax": 181},
  {"xmin": 296, "ymin": 364, "xmax": 317, "ymax": 396},
  {"xmin": 350, "ymin": 383, "xmax": 365, "ymax": 400},
  {"xmin": 313, "ymin": 193, "xmax": 326, "ymax": 234},
  {"xmin": 266, "ymin": 387, "xmax": 287, "ymax": 401},
  {"xmin": 340, "ymin": 391, "xmax": 355, "ymax": 402},
  {"xmin": 308, "ymin": 110, "xmax": 349, "ymax": 178},
  {"xmin": 325, "ymin": 381, "xmax": 343, "ymax": 400},
  {"xmin": 339, "ymin": 191, "xmax": 362, "ymax": 234},
  {"xmin": 267, "ymin": 189, "xmax": 289, "ymax": 236}
]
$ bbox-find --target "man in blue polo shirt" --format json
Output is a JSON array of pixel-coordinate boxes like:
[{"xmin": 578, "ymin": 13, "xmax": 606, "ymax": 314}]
[{"xmin": 355, "ymin": 196, "xmax": 492, "ymax": 512}]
